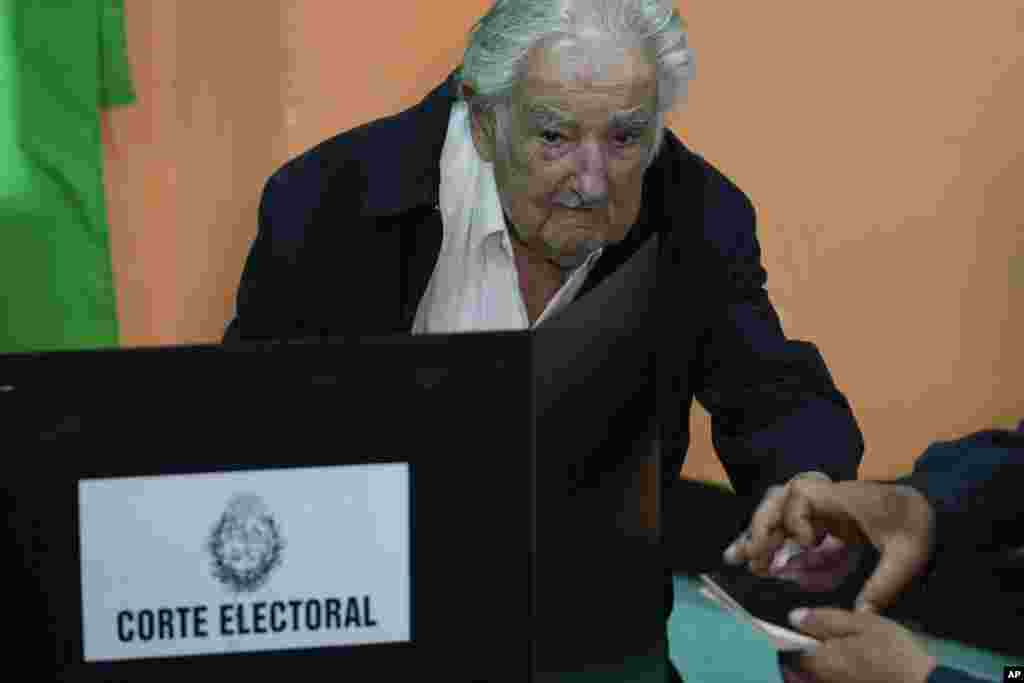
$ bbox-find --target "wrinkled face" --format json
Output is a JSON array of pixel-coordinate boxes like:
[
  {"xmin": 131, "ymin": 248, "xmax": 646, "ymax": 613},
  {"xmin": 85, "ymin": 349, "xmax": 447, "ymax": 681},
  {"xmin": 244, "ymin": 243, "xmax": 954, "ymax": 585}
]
[
  {"xmin": 469, "ymin": 37, "xmax": 659, "ymax": 269},
  {"xmin": 220, "ymin": 516, "xmax": 272, "ymax": 574}
]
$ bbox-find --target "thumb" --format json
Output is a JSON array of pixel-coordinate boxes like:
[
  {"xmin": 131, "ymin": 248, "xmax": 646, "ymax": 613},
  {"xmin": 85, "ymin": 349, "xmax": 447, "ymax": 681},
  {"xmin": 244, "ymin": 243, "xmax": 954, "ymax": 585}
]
[
  {"xmin": 856, "ymin": 540, "xmax": 928, "ymax": 612},
  {"xmin": 789, "ymin": 607, "xmax": 869, "ymax": 640}
]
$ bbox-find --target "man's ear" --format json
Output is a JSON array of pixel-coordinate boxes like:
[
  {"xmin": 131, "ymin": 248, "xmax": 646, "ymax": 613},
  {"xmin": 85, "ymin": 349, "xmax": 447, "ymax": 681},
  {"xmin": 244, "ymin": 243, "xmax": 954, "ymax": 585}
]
[{"xmin": 462, "ymin": 83, "xmax": 499, "ymax": 163}]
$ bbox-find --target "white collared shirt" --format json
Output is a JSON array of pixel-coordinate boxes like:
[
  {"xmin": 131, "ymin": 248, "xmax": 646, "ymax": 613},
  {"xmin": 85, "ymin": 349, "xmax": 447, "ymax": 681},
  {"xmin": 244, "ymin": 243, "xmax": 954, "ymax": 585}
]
[{"xmin": 412, "ymin": 101, "xmax": 603, "ymax": 334}]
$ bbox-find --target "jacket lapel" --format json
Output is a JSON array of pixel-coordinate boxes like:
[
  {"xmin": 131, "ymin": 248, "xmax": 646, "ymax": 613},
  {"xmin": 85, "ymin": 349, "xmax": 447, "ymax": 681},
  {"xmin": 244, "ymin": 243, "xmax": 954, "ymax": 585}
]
[{"xmin": 397, "ymin": 205, "xmax": 444, "ymax": 331}]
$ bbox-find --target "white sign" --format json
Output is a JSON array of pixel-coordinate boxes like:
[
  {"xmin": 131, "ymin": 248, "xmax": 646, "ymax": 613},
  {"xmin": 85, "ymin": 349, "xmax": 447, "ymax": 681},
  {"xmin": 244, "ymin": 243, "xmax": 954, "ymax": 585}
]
[{"xmin": 79, "ymin": 463, "xmax": 410, "ymax": 662}]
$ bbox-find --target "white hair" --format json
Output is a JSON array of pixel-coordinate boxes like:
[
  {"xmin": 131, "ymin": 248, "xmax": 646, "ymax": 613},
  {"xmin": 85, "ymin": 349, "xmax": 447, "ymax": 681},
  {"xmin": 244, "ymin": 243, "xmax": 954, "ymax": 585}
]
[{"xmin": 457, "ymin": 0, "xmax": 695, "ymax": 162}]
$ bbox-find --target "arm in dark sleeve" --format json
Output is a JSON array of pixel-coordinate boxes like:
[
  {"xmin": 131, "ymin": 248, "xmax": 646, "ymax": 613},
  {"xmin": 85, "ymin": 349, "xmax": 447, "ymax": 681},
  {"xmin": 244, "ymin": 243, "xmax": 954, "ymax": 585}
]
[
  {"xmin": 692, "ymin": 175, "xmax": 864, "ymax": 499},
  {"xmin": 879, "ymin": 428, "xmax": 1024, "ymax": 656},
  {"xmin": 895, "ymin": 428, "xmax": 1024, "ymax": 556},
  {"xmin": 224, "ymin": 172, "xmax": 309, "ymax": 343}
]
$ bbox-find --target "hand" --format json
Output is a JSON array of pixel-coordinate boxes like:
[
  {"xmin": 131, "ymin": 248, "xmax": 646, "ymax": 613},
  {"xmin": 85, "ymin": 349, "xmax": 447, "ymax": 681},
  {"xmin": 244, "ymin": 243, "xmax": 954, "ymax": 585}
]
[
  {"xmin": 724, "ymin": 478, "xmax": 935, "ymax": 611},
  {"xmin": 725, "ymin": 479, "xmax": 862, "ymax": 593},
  {"xmin": 781, "ymin": 607, "xmax": 938, "ymax": 683},
  {"xmin": 771, "ymin": 533, "xmax": 863, "ymax": 593}
]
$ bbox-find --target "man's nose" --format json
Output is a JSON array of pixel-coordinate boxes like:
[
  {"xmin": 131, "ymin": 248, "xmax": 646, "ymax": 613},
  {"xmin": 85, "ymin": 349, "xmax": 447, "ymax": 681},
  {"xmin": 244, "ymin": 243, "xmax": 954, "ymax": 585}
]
[{"xmin": 573, "ymin": 141, "xmax": 609, "ymax": 204}]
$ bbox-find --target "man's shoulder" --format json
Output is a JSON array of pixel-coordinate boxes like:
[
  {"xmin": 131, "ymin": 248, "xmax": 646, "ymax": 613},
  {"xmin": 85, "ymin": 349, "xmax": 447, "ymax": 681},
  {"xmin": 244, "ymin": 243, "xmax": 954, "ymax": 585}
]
[
  {"xmin": 263, "ymin": 77, "xmax": 454, "ymax": 218},
  {"xmin": 652, "ymin": 131, "xmax": 758, "ymax": 269},
  {"xmin": 269, "ymin": 107, "xmax": 423, "ymax": 189},
  {"xmin": 657, "ymin": 130, "xmax": 755, "ymax": 221}
]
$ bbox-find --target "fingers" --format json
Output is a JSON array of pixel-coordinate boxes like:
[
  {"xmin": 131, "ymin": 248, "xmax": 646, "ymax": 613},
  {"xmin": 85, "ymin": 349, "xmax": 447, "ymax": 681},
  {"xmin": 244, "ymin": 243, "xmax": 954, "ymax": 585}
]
[
  {"xmin": 749, "ymin": 491, "xmax": 786, "ymax": 577},
  {"xmin": 854, "ymin": 485, "xmax": 936, "ymax": 611},
  {"xmin": 788, "ymin": 607, "xmax": 874, "ymax": 640},
  {"xmin": 723, "ymin": 531, "xmax": 748, "ymax": 565},
  {"xmin": 724, "ymin": 478, "xmax": 875, "ymax": 577},
  {"xmin": 856, "ymin": 537, "xmax": 930, "ymax": 612},
  {"xmin": 787, "ymin": 534, "xmax": 846, "ymax": 571},
  {"xmin": 786, "ymin": 608, "xmax": 922, "ymax": 683},
  {"xmin": 726, "ymin": 531, "xmax": 788, "ymax": 575},
  {"xmin": 780, "ymin": 479, "xmax": 873, "ymax": 551},
  {"xmin": 748, "ymin": 484, "xmax": 788, "ymax": 550},
  {"xmin": 724, "ymin": 484, "xmax": 788, "ymax": 570},
  {"xmin": 787, "ymin": 648, "xmax": 844, "ymax": 683},
  {"xmin": 726, "ymin": 480, "xmax": 827, "ymax": 572},
  {"xmin": 783, "ymin": 493, "xmax": 823, "ymax": 548},
  {"xmin": 780, "ymin": 663, "xmax": 820, "ymax": 683},
  {"xmin": 774, "ymin": 539, "xmax": 861, "ymax": 593},
  {"xmin": 750, "ymin": 534, "xmax": 789, "ymax": 575},
  {"xmin": 769, "ymin": 540, "xmax": 807, "ymax": 574}
]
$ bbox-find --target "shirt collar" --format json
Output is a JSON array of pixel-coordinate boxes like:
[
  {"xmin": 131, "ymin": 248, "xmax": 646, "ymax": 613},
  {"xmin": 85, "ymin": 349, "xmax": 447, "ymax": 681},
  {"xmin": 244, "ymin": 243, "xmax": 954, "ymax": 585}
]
[{"xmin": 469, "ymin": 160, "xmax": 509, "ymax": 253}]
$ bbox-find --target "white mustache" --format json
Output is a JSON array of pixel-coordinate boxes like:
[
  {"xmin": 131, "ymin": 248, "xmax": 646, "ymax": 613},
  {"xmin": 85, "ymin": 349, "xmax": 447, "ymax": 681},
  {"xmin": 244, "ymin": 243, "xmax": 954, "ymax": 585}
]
[{"xmin": 554, "ymin": 190, "xmax": 607, "ymax": 209}]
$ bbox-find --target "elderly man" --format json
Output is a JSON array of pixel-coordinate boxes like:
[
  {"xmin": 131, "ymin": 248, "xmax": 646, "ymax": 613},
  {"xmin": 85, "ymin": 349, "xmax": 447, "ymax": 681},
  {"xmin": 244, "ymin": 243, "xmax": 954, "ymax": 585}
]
[{"xmin": 225, "ymin": 1, "xmax": 864, "ymax": 680}]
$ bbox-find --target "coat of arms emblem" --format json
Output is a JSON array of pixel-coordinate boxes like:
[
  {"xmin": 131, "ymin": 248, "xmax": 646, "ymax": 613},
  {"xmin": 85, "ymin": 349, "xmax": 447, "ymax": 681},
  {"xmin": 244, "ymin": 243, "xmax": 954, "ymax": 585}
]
[{"xmin": 207, "ymin": 493, "xmax": 284, "ymax": 593}]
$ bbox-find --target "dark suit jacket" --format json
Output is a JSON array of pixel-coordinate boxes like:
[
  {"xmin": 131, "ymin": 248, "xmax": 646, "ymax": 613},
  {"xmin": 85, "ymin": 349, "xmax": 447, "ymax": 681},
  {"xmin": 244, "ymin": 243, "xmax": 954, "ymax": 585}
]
[{"xmin": 225, "ymin": 74, "xmax": 864, "ymax": 504}]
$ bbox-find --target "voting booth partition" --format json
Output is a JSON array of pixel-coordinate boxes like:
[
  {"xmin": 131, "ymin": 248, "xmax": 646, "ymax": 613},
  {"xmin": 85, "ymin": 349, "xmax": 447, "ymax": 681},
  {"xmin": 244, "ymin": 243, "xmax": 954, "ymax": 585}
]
[{"xmin": 2, "ymin": 237, "xmax": 665, "ymax": 681}]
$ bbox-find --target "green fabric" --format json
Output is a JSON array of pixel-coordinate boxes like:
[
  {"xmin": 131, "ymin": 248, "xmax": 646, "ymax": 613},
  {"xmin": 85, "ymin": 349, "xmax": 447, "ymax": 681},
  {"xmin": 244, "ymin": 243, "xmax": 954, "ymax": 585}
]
[
  {"xmin": 0, "ymin": 0, "xmax": 135, "ymax": 354},
  {"xmin": 669, "ymin": 575, "xmax": 1020, "ymax": 682}
]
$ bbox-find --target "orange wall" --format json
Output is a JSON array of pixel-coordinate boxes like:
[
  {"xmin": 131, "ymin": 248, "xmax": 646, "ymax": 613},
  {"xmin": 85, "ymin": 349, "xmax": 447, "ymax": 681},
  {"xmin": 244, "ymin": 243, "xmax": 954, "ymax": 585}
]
[{"xmin": 104, "ymin": 1, "xmax": 1023, "ymax": 481}]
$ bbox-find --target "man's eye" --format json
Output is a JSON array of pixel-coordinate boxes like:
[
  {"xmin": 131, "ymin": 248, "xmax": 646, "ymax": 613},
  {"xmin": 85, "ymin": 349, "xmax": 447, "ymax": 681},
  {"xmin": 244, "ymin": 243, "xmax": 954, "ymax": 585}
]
[
  {"xmin": 614, "ymin": 129, "xmax": 644, "ymax": 146},
  {"xmin": 540, "ymin": 130, "xmax": 565, "ymax": 145}
]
